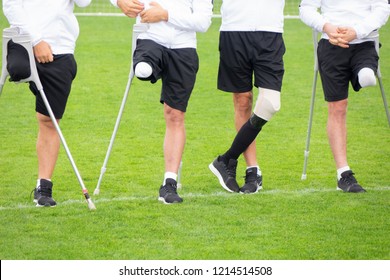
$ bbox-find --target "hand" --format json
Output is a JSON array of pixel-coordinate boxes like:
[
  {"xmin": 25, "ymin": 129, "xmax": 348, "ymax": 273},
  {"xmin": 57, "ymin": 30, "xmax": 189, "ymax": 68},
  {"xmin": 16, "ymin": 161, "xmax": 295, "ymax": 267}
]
[
  {"xmin": 323, "ymin": 23, "xmax": 357, "ymax": 49},
  {"xmin": 140, "ymin": 2, "xmax": 168, "ymax": 23},
  {"xmin": 117, "ymin": 0, "xmax": 144, "ymax": 18},
  {"xmin": 33, "ymin": 41, "xmax": 53, "ymax": 63},
  {"xmin": 330, "ymin": 27, "xmax": 357, "ymax": 48}
]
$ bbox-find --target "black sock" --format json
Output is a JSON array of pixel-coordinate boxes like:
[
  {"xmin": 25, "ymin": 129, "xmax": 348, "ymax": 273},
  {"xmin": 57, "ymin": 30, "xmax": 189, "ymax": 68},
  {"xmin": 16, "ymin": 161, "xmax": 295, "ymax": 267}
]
[{"xmin": 221, "ymin": 118, "xmax": 267, "ymax": 162}]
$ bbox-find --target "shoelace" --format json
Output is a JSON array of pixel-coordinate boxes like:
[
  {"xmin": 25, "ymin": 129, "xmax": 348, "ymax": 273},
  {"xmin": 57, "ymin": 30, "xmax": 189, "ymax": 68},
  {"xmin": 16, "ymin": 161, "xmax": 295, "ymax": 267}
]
[
  {"xmin": 341, "ymin": 172, "xmax": 357, "ymax": 185},
  {"xmin": 30, "ymin": 186, "xmax": 52, "ymax": 198},
  {"xmin": 29, "ymin": 188, "xmax": 36, "ymax": 201},
  {"xmin": 226, "ymin": 161, "xmax": 237, "ymax": 178},
  {"xmin": 163, "ymin": 183, "xmax": 178, "ymax": 195},
  {"xmin": 244, "ymin": 172, "xmax": 258, "ymax": 183}
]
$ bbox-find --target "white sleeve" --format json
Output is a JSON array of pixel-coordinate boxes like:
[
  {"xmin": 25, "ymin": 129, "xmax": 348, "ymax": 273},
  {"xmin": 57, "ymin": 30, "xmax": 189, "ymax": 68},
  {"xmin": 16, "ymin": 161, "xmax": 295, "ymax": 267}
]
[
  {"xmin": 74, "ymin": 0, "xmax": 92, "ymax": 8},
  {"xmin": 167, "ymin": 0, "xmax": 213, "ymax": 33},
  {"xmin": 299, "ymin": 0, "xmax": 326, "ymax": 33},
  {"xmin": 2, "ymin": 0, "xmax": 42, "ymax": 46},
  {"xmin": 353, "ymin": 0, "xmax": 389, "ymax": 39}
]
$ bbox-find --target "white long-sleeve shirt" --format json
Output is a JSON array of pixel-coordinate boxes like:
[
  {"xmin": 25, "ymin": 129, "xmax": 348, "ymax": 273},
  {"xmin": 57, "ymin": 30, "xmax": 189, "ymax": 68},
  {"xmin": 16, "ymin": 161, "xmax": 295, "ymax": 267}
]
[
  {"xmin": 220, "ymin": 0, "xmax": 285, "ymax": 33},
  {"xmin": 110, "ymin": 0, "xmax": 213, "ymax": 49},
  {"xmin": 299, "ymin": 0, "xmax": 389, "ymax": 43},
  {"xmin": 3, "ymin": 0, "xmax": 91, "ymax": 54}
]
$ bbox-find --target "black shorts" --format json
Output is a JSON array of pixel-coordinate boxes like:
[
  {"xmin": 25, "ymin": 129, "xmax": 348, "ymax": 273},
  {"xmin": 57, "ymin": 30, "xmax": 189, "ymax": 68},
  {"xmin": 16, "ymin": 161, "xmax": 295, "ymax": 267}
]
[
  {"xmin": 218, "ymin": 31, "xmax": 285, "ymax": 93},
  {"xmin": 133, "ymin": 39, "xmax": 199, "ymax": 112},
  {"xmin": 6, "ymin": 40, "xmax": 77, "ymax": 119},
  {"xmin": 317, "ymin": 39, "xmax": 378, "ymax": 102}
]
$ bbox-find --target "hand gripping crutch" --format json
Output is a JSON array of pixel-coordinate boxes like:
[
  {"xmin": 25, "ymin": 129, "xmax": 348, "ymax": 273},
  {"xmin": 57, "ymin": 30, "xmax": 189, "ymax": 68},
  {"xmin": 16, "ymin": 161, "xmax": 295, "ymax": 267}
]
[
  {"xmin": 94, "ymin": 23, "xmax": 148, "ymax": 195},
  {"xmin": 0, "ymin": 28, "xmax": 96, "ymax": 210},
  {"xmin": 301, "ymin": 30, "xmax": 319, "ymax": 180}
]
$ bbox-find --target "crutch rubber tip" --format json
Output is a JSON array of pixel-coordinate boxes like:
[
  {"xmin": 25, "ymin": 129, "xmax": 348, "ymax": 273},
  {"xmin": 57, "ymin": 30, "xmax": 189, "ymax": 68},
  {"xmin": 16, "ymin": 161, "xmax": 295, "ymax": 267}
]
[
  {"xmin": 301, "ymin": 174, "xmax": 307, "ymax": 180},
  {"xmin": 93, "ymin": 188, "xmax": 100, "ymax": 195},
  {"xmin": 87, "ymin": 200, "xmax": 97, "ymax": 210}
]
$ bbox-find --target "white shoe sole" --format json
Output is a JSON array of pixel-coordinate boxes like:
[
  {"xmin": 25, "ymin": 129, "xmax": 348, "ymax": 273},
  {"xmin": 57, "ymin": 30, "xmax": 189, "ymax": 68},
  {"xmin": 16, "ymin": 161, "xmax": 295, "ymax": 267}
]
[{"xmin": 208, "ymin": 162, "xmax": 236, "ymax": 193}]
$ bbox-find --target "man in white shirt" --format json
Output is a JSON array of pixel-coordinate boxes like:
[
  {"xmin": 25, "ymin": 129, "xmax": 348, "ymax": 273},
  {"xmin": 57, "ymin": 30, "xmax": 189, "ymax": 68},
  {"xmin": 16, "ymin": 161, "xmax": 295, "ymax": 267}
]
[
  {"xmin": 299, "ymin": 0, "xmax": 389, "ymax": 192},
  {"xmin": 209, "ymin": 0, "xmax": 285, "ymax": 194},
  {"xmin": 3, "ymin": 0, "xmax": 91, "ymax": 207},
  {"xmin": 110, "ymin": 0, "xmax": 212, "ymax": 204}
]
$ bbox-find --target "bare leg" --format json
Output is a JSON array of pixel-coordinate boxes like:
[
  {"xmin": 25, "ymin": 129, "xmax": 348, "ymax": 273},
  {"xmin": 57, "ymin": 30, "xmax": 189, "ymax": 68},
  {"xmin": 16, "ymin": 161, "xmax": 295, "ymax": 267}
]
[
  {"xmin": 327, "ymin": 99, "xmax": 348, "ymax": 169},
  {"xmin": 233, "ymin": 91, "xmax": 257, "ymax": 167},
  {"xmin": 36, "ymin": 112, "xmax": 60, "ymax": 179},
  {"xmin": 163, "ymin": 103, "xmax": 186, "ymax": 174}
]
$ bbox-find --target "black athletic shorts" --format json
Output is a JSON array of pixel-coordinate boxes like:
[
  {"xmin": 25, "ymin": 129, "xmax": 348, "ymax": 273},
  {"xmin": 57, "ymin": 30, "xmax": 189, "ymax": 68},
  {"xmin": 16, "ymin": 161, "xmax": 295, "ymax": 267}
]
[
  {"xmin": 218, "ymin": 31, "xmax": 285, "ymax": 93},
  {"xmin": 317, "ymin": 39, "xmax": 378, "ymax": 102},
  {"xmin": 133, "ymin": 39, "xmax": 199, "ymax": 112},
  {"xmin": 6, "ymin": 40, "xmax": 77, "ymax": 119}
]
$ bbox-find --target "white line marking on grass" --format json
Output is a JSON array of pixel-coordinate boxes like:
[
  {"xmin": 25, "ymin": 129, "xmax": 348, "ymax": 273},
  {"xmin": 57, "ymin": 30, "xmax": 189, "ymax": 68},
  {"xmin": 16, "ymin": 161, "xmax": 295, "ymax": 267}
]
[{"xmin": 0, "ymin": 186, "xmax": 389, "ymax": 211}]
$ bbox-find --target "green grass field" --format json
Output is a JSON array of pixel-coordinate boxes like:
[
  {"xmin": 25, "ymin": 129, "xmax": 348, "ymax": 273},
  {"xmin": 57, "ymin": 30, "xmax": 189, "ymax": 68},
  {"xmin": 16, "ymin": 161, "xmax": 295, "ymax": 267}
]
[{"xmin": 0, "ymin": 14, "xmax": 389, "ymax": 260}]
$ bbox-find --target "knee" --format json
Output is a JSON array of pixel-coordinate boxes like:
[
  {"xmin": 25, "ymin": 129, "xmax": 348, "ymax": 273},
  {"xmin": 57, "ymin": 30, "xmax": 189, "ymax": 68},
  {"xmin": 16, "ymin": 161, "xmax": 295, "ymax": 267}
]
[
  {"xmin": 358, "ymin": 67, "xmax": 376, "ymax": 88},
  {"xmin": 328, "ymin": 100, "xmax": 348, "ymax": 117},
  {"xmin": 233, "ymin": 92, "xmax": 253, "ymax": 113},
  {"xmin": 253, "ymin": 88, "xmax": 281, "ymax": 121},
  {"xmin": 37, "ymin": 113, "xmax": 57, "ymax": 130},
  {"xmin": 164, "ymin": 105, "xmax": 184, "ymax": 124}
]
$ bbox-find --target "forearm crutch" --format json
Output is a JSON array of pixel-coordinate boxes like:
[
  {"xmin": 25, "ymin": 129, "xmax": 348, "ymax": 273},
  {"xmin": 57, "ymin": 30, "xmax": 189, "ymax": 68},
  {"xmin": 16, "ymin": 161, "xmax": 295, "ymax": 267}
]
[
  {"xmin": 301, "ymin": 30, "xmax": 319, "ymax": 180},
  {"xmin": 374, "ymin": 36, "xmax": 390, "ymax": 127},
  {"xmin": 0, "ymin": 28, "xmax": 96, "ymax": 210},
  {"xmin": 94, "ymin": 24, "xmax": 148, "ymax": 195}
]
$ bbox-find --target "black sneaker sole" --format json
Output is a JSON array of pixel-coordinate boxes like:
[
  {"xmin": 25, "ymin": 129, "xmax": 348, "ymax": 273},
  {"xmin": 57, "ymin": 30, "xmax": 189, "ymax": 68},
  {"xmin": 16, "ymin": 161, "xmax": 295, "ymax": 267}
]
[
  {"xmin": 35, "ymin": 202, "xmax": 57, "ymax": 207},
  {"xmin": 33, "ymin": 198, "xmax": 57, "ymax": 207},
  {"xmin": 240, "ymin": 184, "xmax": 263, "ymax": 194},
  {"xmin": 336, "ymin": 186, "xmax": 366, "ymax": 193},
  {"xmin": 158, "ymin": 197, "xmax": 183, "ymax": 204}
]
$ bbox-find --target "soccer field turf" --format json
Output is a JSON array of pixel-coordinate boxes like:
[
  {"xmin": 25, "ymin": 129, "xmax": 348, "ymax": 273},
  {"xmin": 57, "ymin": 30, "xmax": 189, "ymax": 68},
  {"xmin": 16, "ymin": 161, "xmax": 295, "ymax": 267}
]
[{"xmin": 0, "ymin": 15, "xmax": 389, "ymax": 260}]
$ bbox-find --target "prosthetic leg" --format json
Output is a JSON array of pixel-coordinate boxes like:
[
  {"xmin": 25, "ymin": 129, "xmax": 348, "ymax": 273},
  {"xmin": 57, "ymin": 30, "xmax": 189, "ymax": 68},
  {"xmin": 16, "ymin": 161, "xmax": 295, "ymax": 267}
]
[{"xmin": 0, "ymin": 27, "xmax": 96, "ymax": 210}]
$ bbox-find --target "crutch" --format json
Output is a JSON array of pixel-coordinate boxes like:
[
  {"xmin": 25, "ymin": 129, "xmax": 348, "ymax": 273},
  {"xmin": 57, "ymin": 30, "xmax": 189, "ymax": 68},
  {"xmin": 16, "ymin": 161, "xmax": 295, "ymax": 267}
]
[
  {"xmin": 301, "ymin": 30, "xmax": 319, "ymax": 180},
  {"xmin": 94, "ymin": 23, "xmax": 148, "ymax": 195},
  {"xmin": 0, "ymin": 28, "xmax": 96, "ymax": 210},
  {"xmin": 374, "ymin": 35, "xmax": 390, "ymax": 127}
]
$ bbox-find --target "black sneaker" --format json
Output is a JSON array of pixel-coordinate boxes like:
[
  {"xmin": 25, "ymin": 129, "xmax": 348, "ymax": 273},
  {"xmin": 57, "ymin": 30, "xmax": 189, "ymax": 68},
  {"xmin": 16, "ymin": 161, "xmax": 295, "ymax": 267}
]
[
  {"xmin": 32, "ymin": 179, "xmax": 57, "ymax": 207},
  {"xmin": 158, "ymin": 178, "xmax": 183, "ymax": 204},
  {"xmin": 209, "ymin": 156, "xmax": 240, "ymax": 193},
  {"xmin": 337, "ymin": 170, "xmax": 366, "ymax": 193},
  {"xmin": 240, "ymin": 167, "xmax": 263, "ymax": 194}
]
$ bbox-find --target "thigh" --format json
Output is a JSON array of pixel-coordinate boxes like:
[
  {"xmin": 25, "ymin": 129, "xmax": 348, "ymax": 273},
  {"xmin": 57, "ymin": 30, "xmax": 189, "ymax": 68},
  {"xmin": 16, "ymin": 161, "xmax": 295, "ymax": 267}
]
[
  {"xmin": 161, "ymin": 48, "xmax": 199, "ymax": 112},
  {"xmin": 350, "ymin": 41, "xmax": 378, "ymax": 91},
  {"xmin": 30, "ymin": 54, "xmax": 77, "ymax": 119},
  {"xmin": 133, "ymin": 39, "xmax": 165, "ymax": 83},
  {"xmin": 6, "ymin": 40, "xmax": 31, "ymax": 81},
  {"xmin": 218, "ymin": 31, "xmax": 253, "ymax": 93},
  {"xmin": 252, "ymin": 32, "xmax": 285, "ymax": 91},
  {"xmin": 317, "ymin": 39, "xmax": 351, "ymax": 102}
]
